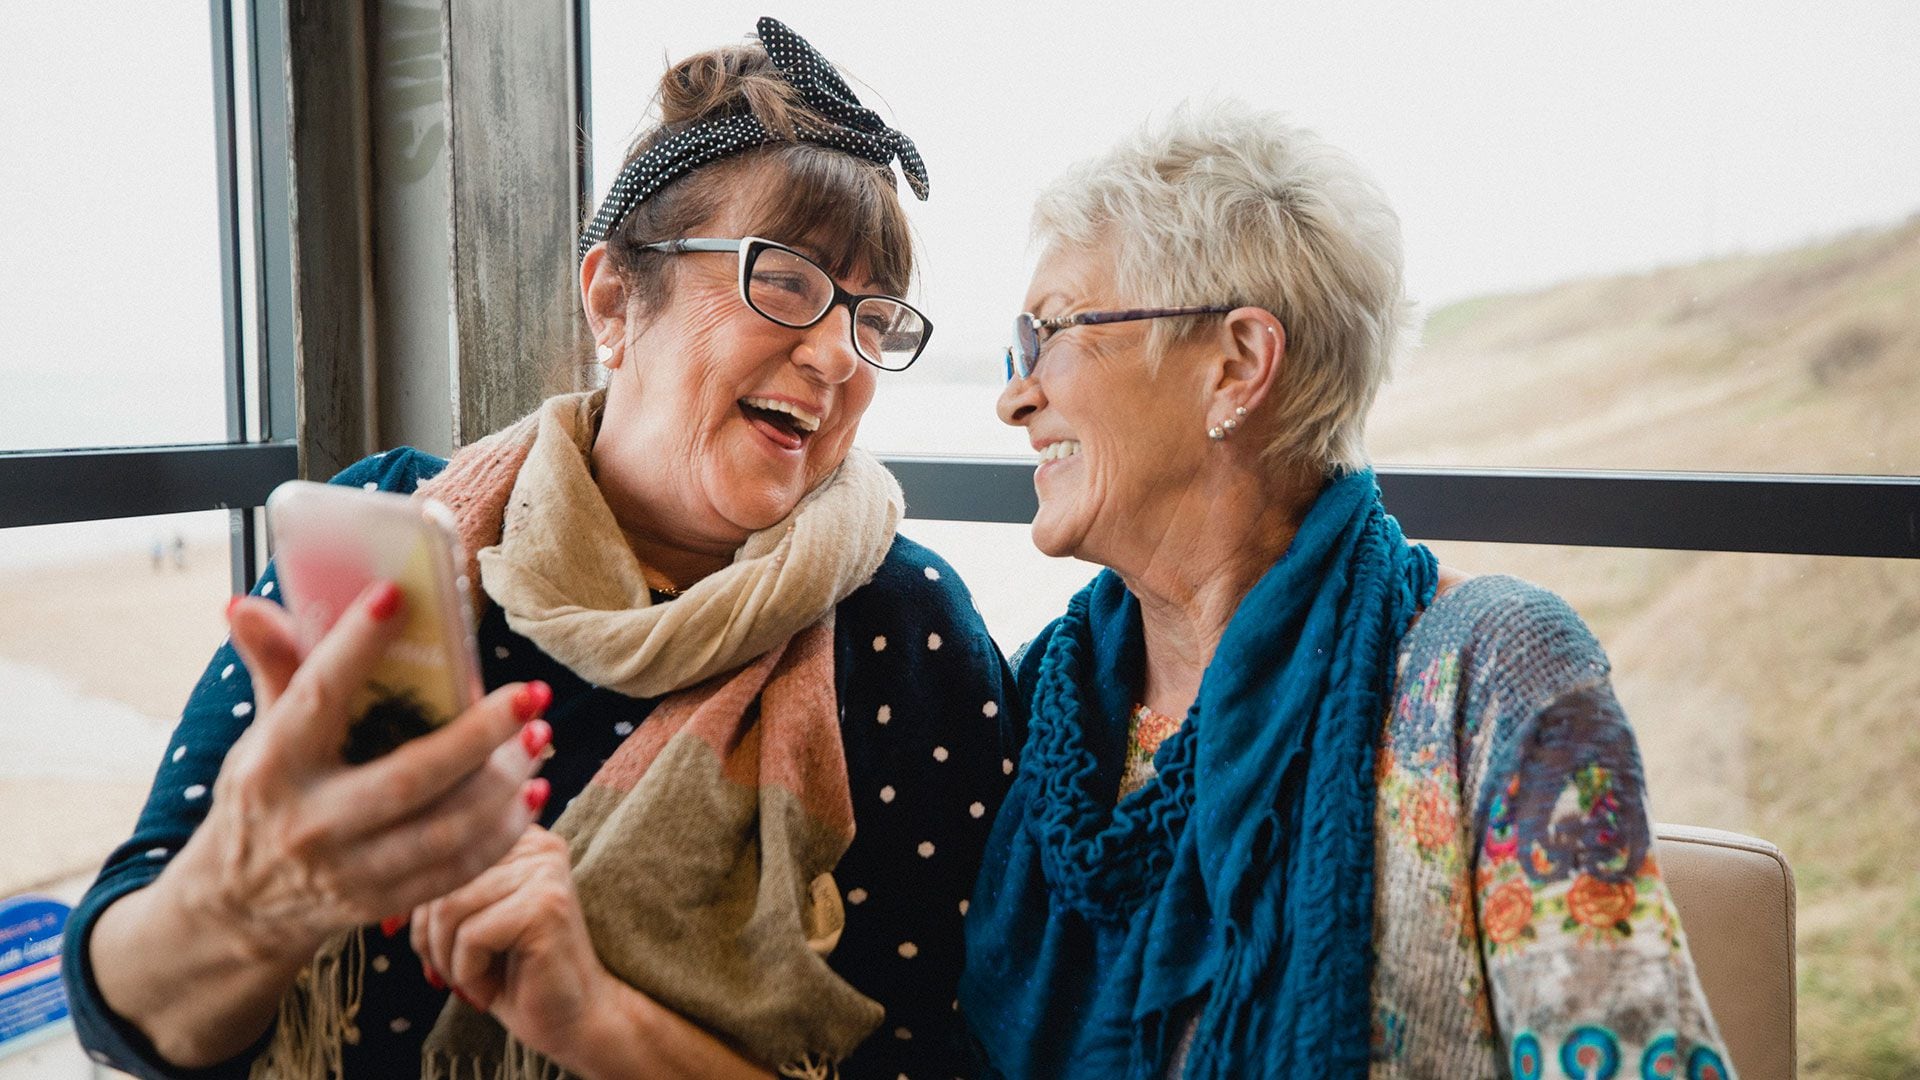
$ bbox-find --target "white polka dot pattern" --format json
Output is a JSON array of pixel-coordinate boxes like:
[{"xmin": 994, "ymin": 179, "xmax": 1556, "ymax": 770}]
[
  {"xmin": 897, "ymin": 941, "xmax": 918, "ymax": 958},
  {"xmin": 575, "ymin": 17, "xmax": 929, "ymax": 262}
]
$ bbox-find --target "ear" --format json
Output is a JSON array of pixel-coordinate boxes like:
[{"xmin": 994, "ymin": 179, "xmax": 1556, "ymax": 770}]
[
  {"xmin": 580, "ymin": 242, "xmax": 629, "ymax": 347},
  {"xmin": 1207, "ymin": 305, "xmax": 1285, "ymax": 420}
]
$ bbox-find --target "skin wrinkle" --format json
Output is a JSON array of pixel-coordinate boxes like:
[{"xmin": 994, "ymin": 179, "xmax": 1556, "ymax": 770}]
[
  {"xmin": 998, "ymin": 241, "xmax": 1310, "ymax": 718},
  {"xmin": 584, "ymin": 196, "xmax": 879, "ymax": 592}
]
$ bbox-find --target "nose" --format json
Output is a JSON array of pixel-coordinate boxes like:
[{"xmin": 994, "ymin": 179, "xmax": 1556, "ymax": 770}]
[
  {"xmin": 996, "ymin": 362, "xmax": 1043, "ymax": 427},
  {"xmin": 792, "ymin": 304, "xmax": 862, "ymax": 384}
]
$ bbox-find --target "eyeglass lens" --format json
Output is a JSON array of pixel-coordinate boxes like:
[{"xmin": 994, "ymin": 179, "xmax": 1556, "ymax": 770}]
[
  {"xmin": 744, "ymin": 245, "xmax": 926, "ymax": 371},
  {"xmin": 1008, "ymin": 313, "xmax": 1041, "ymax": 379}
]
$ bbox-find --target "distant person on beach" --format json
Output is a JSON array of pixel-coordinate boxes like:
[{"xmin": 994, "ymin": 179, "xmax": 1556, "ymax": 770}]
[
  {"xmin": 66, "ymin": 20, "xmax": 1012, "ymax": 1079},
  {"xmin": 960, "ymin": 102, "xmax": 1734, "ymax": 1078}
]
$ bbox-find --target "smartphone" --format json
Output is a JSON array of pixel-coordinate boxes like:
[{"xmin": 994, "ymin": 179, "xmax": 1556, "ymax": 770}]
[{"xmin": 266, "ymin": 479, "xmax": 483, "ymax": 763}]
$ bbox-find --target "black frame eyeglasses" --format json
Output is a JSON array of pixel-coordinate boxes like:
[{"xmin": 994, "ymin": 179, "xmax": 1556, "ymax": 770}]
[
  {"xmin": 641, "ymin": 236, "xmax": 934, "ymax": 372},
  {"xmin": 1003, "ymin": 305, "xmax": 1239, "ymax": 380}
]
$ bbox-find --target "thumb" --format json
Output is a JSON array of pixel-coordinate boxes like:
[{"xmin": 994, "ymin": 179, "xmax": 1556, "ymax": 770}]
[{"xmin": 227, "ymin": 595, "xmax": 302, "ymax": 713}]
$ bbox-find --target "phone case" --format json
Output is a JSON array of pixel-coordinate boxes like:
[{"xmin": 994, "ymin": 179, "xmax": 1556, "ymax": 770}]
[{"xmin": 266, "ymin": 480, "xmax": 483, "ymax": 762}]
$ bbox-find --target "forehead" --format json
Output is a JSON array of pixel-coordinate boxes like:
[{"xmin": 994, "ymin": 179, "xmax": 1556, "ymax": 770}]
[
  {"xmin": 693, "ymin": 164, "xmax": 884, "ymax": 292},
  {"xmin": 1026, "ymin": 241, "xmax": 1116, "ymax": 309}
]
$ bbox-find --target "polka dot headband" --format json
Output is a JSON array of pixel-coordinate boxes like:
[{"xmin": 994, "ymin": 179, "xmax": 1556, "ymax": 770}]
[{"xmin": 577, "ymin": 16, "xmax": 929, "ymax": 262}]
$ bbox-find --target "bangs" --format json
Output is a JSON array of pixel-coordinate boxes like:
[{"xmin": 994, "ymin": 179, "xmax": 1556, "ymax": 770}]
[{"xmin": 732, "ymin": 146, "xmax": 915, "ymax": 295}]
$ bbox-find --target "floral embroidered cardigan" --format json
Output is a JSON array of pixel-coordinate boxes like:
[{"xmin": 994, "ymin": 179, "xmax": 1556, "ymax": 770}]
[{"xmin": 1368, "ymin": 575, "xmax": 1733, "ymax": 1079}]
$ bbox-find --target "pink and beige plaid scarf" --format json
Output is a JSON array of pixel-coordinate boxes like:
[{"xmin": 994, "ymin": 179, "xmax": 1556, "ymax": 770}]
[{"xmin": 256, "ymin": 391, "xmax": 902, "ymax": 1079}]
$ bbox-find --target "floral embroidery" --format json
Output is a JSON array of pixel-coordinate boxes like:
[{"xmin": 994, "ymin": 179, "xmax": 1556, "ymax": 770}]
[
  {"xmin": 1483, "ymin": 878, "xmax": 1537, "ymax": 946},
  {"xmin": 1117, "ymin": 702, "xmax": 1182, "ymax": 801},
  {"xmin": 1408, "ymin": 781, "xmax": 1457, "ymax": 850},
  {"xmin": 1511, "ymin": 1030, "xmax": 1544, "ymax": 1079},
  {"xmin": 1684, "ymin": 1045, "xmax": 1730, "ymax": 1080},
  {"xmin": 1639, "ymin": 1033, "xmax": 1680, "ymax": 1078},
  {"xmin": 1560, "ymin": 1025, "xmax": 1622, "ymax": 1079},
  {"xmin": 1565, "ymin": 874, "xmax": 1638, "ymax": 936}
]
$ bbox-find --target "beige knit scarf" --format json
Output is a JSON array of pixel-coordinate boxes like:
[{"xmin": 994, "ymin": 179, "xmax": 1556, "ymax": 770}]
[{"xmin": 253, "ymin": 390, "xmax": 902, "ymax": 1079}]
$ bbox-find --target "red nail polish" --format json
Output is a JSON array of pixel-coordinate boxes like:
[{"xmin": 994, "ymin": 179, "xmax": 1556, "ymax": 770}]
[
  {"xmin": 226, "ymin": 595, "xmax": 242, "ymax": 620},
  {"xmin": 520, "ymin": 719, "xmax": 551, "ymax": 757},
  {"xmin": 423, "ymin": 964, "xmax": 446, "ymax": 990},
  {"xmin": 523, "ymin": 777, "xmax": 551, "ymax": 813},
  {"xmin": 367, "ymin": 581, "xmax": 403, "ymax": 621},
  {"xmin": 513, "ymin": 680, "xmax": 552, "ymax": 722},
  {"xmin": 379, "ymin": 915, "xmax": 406, "ymax": 938}
]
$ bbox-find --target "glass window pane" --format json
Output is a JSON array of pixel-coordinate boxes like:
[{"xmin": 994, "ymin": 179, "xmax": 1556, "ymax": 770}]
[
  {"xmin": 919, "ymin": 517, "xmax": 1920, "ymax": 1077},
  {"xmin": 0, "ymin": 511, "xmax": 231, "ymax": 899},
  {"xmin": 587, "ymin": 6, "xmax": 1919, "ymax": 471},
  {"xmin": 0, "ymin": 9, "xmax": 229, "ymax": 452}
]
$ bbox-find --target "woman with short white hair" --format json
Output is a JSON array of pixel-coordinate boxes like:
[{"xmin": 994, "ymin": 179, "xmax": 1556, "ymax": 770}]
[{"xmin": 961, "ymin": 101, "xmax": 1732, "ymax": 1079}]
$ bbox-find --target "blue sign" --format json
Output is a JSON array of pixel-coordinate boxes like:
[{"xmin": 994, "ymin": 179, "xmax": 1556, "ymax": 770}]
[{"xmin": 0, "ymin": 895, "xmax": 71, "ymax": 1059}]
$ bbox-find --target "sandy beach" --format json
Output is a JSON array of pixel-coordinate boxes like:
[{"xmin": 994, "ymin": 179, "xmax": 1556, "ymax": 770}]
[{"xmin": 0, "ymin": 539, "xmax": 230, "ymax": 896}]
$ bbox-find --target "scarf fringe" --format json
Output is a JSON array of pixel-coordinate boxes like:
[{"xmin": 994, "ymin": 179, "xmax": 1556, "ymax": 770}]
[
  {"xmin": 778, "ymin": 1051, "xmax": 840, "ymax": 1079},
  {"xmin": 249, "ymin": 927, "xmax": 367, "ymax": 1080},
  {"xmin": 421, "ymin": 1034, "xmax": 566, "ymax": 1080}
]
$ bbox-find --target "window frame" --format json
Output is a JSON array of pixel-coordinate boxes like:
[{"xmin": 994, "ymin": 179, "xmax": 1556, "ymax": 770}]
[{"xmin": 2, "ymin": 0, "xmax": 1914, "ymax": 624}]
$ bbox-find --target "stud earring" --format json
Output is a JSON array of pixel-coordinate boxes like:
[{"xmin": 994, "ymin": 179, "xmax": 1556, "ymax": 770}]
[
  {"xmin": 1235, "ymin": 406, "xmax": 1248, "ymax": 417},
  {"xmin": 1222, "ymin": 417, "xmax": 1238, "ymax": 433},
  {"xmin": 595, "ymin": 343, "xmax": 615, "ymax": 367},
  {"xmin": 1208, "ymin": 424, "xmax": 1226, "ymax": 441}
]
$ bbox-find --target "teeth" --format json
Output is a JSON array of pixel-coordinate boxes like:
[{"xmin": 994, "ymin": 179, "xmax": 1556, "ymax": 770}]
[
  {"xmin": 1037, "ymin": 440, "xmax": 1082, "ymax": 463},
  {"xmin": 741, "ymin": 396, "xmax": 821, "ymax": 433}
]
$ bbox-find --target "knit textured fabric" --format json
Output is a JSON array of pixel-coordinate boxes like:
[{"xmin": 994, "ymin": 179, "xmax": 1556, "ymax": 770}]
[
  {"xmin": 64, "ymin": 449, "xmax": 1018, "ymax": 1080},
  {"xmin": 968, "ymin": 571, "xmax": 1734, "ymax": 1079},
  {"xmin": 1368, "ymin": 575, "xmax": 1732, "ymax": 1078},
  {"xmin": 961, "ymin": 470, "xmax": 1439, "ymax": 1080}
]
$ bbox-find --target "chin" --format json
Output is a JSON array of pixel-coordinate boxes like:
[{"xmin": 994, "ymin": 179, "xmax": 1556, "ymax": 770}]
[{"xmin": 1028, "ymin": 508, "xmax": 1085, "ymax": 560}]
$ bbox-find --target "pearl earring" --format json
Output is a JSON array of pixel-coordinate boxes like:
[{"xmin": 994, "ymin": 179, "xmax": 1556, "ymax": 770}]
[
  {"xmin": 1208, "ymin": 424, "xmax": 1226, "ymax": 440},
  {"xmin": 595, "ymin": 343, "xmax": 615, "ymax": 367}
]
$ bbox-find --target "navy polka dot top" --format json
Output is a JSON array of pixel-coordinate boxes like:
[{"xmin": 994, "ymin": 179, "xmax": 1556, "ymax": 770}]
[{"xmin": 63, "ymin": 449, "xmax": 1021, "ymax": 1080}]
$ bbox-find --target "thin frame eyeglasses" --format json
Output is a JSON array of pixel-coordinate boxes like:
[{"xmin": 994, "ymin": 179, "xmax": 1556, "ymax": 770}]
[
  {"xmin": 1003, "ymin": 305, "xmax": 1237, "ymax": 380},
  {"xmin": 641, "ymin": 236, "xmax": 933, "ymax": 372}
]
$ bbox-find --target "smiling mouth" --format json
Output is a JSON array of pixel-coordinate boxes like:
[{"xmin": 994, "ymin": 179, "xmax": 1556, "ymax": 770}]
[{"xmin": 739, "ymin": 397, "xmax": 821, "ymax": 452}]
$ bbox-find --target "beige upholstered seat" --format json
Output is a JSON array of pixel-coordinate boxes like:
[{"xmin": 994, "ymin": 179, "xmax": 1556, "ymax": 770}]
[{"xmin": 1654, "ymin": 824, "xmax": 1797, "ymax": 1080}]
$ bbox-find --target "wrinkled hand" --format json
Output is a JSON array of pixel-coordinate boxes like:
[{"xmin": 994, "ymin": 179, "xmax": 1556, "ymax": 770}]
[
  {"xmin": 173, "ymin": 582, "xmax": 552, "ymax": 964},
  {"xmin": 411, "ymin": 826, "xmax": 619, "ymax": 1068}
]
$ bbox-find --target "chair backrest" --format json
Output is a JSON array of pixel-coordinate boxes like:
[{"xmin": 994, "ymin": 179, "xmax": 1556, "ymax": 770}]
[{"xmin": 1653, "ymin": 823, "xmax": 1797, "ymax": 1080}]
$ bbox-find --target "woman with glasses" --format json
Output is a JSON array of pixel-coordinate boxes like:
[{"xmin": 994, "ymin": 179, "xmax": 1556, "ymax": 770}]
[
  {"xmin": 961, "ymin": 102, "xmax": 1733, "ymax": 1079},
  {"xmin": 66, "ymin": 21, "xmax": 1010, "ymax": 1080}
]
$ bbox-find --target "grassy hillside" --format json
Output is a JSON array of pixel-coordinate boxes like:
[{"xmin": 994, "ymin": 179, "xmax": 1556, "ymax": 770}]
[{"xmin": 1371, "ymin": 217, "xmax": 1920, "ymax": 1077}]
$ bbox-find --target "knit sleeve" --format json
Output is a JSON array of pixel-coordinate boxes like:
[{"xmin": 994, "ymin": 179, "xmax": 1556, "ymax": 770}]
[
  {"xmin": 60, "ymin": 450, "xmax": 440, "ymax": 1079},
  {"xmin": 828, "ymin": 535, "xmax": 1020, "ymax": 1080},
  {"xmin": 1463, "ymin": 589, "xmax": 1736, "ymax": 1080}
]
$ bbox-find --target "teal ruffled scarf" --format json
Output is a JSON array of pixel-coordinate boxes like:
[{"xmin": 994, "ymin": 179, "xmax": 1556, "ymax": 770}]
[{"xmin": 962, "ymin": 470, "xmax": 1437, "ymax": 1079}]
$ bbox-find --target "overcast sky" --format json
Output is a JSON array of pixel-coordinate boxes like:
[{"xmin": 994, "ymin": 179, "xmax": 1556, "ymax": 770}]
[
  {"xmin": 590, "ymin": 0, "xmax": 1920, "ymax": 378},
  {"xmin": 2, "ymin": 3, "xmax": 1915, "ymax": 450}
]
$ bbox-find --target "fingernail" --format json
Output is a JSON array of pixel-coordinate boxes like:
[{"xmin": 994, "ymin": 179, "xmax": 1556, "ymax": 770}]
[
  {"xmin": 519, "ymin": 719, "xmax": 551, "ymax": 757},
  {"xmin": 523, "ymin": 777, "xmax": 551, "ymax": 813},
  {"xmin": 512, "ymin": 680, "xmax": 552, "ymax": 722},
  {"xmin": 423, "ymin": 963, "xmax": 446, "ymax": 990},
  {"xmin": 226, "ymin": 595, "xmax": 242, "ymax": 620},
  {"xmin": 379, "ymin": 915, "xmax": 406, "ymax": 938},
  {"xmin": 367, "ymin": 581, "xmax": 403, "ymax": 621},
  {"xmin": 452, "ymin": 987, "xmax": 479, "ymax": 1009}
]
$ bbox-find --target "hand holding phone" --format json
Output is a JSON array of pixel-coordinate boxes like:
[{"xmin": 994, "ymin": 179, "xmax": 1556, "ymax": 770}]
[{"xmin": 267, "ymin": 480, "xmax": 483, "ymax": 762}]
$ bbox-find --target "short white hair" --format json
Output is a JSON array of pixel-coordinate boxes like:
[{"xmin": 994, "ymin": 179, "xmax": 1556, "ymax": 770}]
[{"xmin": 1031, "ymin": 99, "xmax": 1415, "ymax": 476}]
